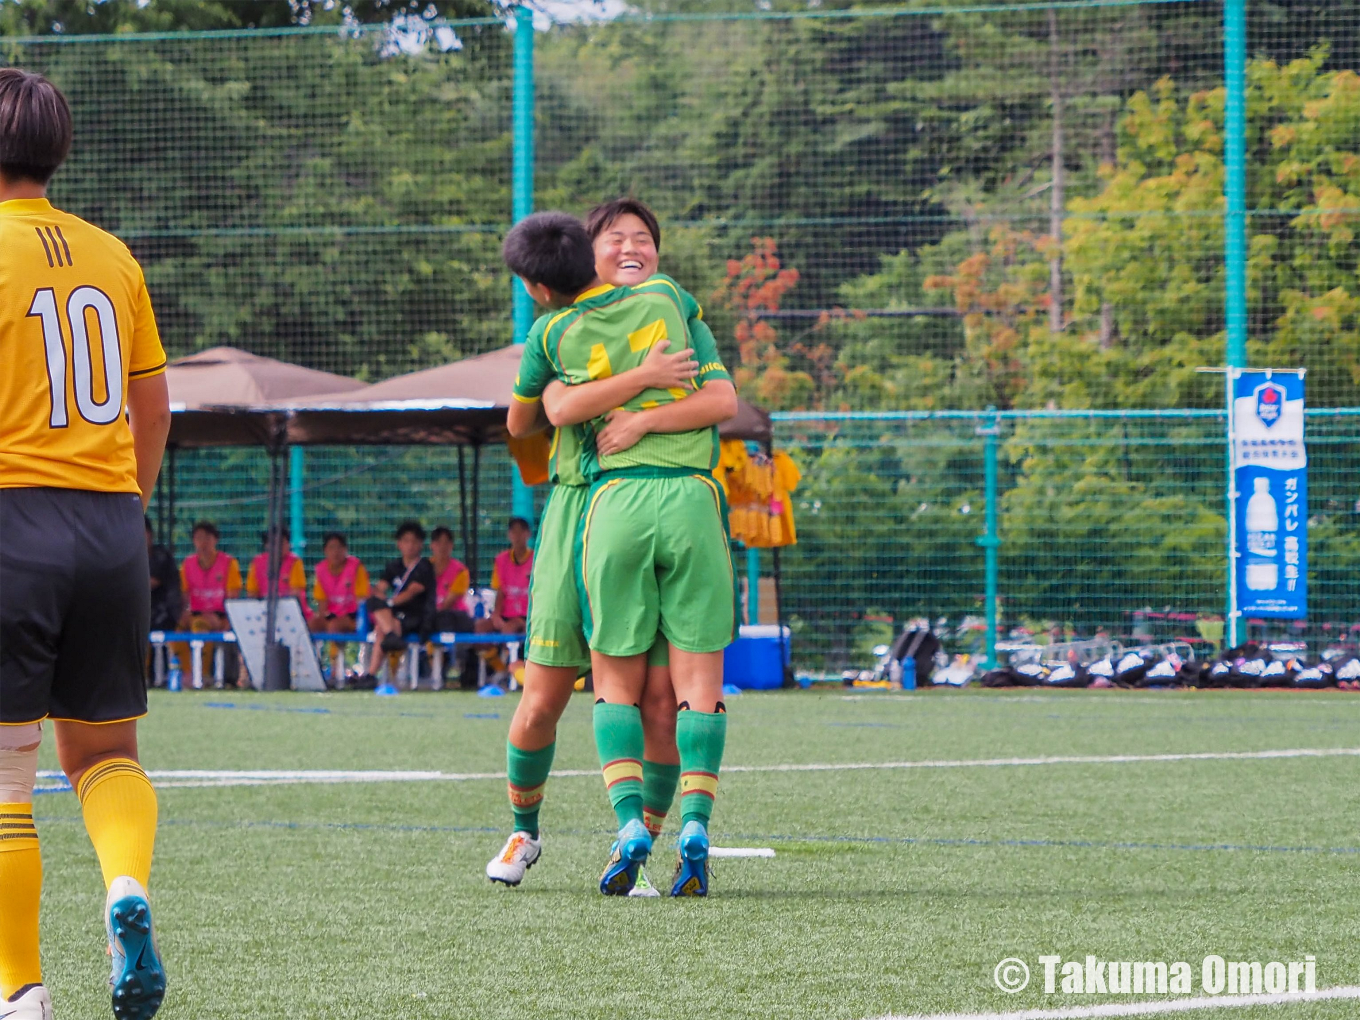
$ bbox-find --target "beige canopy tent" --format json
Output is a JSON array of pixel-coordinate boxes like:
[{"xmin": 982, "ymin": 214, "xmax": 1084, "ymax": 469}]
[
  {"xmin": 166, "ymin": 346, "xmax": 366, "ymax": 448},
  {"xmin": 279, "ymin": 343, "xmax": 770, "ymax": 446},
  {"xmin": 277, "ymin": 345, "xmax": 518, "ymax": 446}
]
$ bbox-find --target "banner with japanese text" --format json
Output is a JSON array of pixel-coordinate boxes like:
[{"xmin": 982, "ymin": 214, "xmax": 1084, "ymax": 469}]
[{"xmin": 1232, "ymin": 370, "xmax": 1307, "ymax": 619}]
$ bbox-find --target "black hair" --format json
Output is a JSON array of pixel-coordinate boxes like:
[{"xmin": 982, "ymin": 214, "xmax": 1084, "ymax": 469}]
[
  {"xmin": 322, "ymin": 531, "xmax": 348, "ymax": 548},
  {"xmin": 191, "ymin": 520, "xmax": 220, "ymax": 539},
  {"xmin": 508, "ymin": 517, "xmax": 531, "ymax": 532},
  {"xmin": 501, "ymin": 212, "xmax": 596, "ymax": 297},
  {"xmin": 259, "ymin": 528, "xmax": 290, "ymax": 546},
  {"xmin": 431, "ymin": 526, "xmax": 454, "ymax": 543},
  {"xmin": 395, "ymin": 520, "xmax": 426, "ymax": 541},
  {"xmin": 0, "ymin": 69, "xmax": 71, "ymax": 184},
  {"xmin": 585, "ymin": 197, "xmax": 661, "ymax": 250}
]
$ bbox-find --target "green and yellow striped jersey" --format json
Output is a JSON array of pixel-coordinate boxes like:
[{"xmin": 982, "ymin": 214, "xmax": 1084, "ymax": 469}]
[{"xmin": 512, "ymin": 274, "xmax": 731, "ymax": 481}]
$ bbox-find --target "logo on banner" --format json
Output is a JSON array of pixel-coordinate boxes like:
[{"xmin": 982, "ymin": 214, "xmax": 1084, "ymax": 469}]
[{"xmin": 1254, "ymin": 382, "xmax": 1285, "ymax": 427}]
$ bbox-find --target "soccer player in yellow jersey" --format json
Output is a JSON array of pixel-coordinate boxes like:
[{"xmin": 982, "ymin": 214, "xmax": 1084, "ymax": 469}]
[{"xmin": 0, "ymin": 70, "xmax": 171, "ymax": 1020}]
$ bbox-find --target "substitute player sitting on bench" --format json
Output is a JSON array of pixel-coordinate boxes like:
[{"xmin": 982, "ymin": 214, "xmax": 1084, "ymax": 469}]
[
  {"xmin": 245, "ymin": 527, "xmax": 311, "ymax": 621},
  {"xmin": 358, "ymin": 520, "xmax": 436, "ymax": 685},
  {"xmin": 309, "ymin": 531, "xmax": 369, "ymax": 634},
  {"xmin": 176, "ymin": 519, "xmax": 243, "ymax": 685}
]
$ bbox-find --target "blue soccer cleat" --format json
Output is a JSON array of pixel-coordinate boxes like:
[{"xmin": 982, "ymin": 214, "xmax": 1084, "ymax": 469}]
[
  {"xmin": 105, "ymin": 877, "xmax": 167, "ymax": 1020},
  {"xmin": 599, "ymin": 818, "xmax": 652, "ymax": 896},
  {"xmin": 670, "ymin": 820, "xmax": 710, "ymax": 897}
]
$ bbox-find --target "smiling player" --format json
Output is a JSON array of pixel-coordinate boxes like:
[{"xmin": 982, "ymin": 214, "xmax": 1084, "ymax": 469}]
[
  {"xmin": 504, "ymin": 203, "xmax": 738, "ymax": 898},
  {"xmin": 488, "ymin": 208, "xmax": 705, "ymax": 892}
]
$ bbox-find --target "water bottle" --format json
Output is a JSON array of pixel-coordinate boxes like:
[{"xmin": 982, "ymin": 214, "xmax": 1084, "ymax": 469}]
[
  {"xmin": 355, "ymin": 600, "xmax": 369, "ymax": 639},
  {"xmin": 167, "ymin": 654, "xmax": 182, "ymax": 692},
  {"xmin": 900, "ymin": 654, "xmax": 917, "ymax": 691},
  {"xmin": 1245, "ymin": 477, "xmax": 1279, "ymax": 591}
]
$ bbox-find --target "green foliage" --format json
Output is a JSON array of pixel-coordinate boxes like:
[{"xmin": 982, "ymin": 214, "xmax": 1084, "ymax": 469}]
[
  {"xmin": 10, "ymin": 3, "xmax": 1360, "ymax": 653},
  {"xmin": 10, "ymin": 24, "xmax": 514, "ymax": 378}
]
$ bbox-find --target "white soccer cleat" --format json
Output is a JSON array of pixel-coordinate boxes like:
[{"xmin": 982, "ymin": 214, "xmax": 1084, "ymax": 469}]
[
  {"xmin": 105, "ymin": 876, "xmax": 166, "ymax": 1020},
  {"xmin": 486, "ymin": 831, "xmax": 542, "ymax": 886},
  {"xmin": 628, "ymin": 865, "xmax": 661, "ymax": 898},
  {"xmin": 0, "ymin": 985, "xmax": 52, "ymax": 1020}
]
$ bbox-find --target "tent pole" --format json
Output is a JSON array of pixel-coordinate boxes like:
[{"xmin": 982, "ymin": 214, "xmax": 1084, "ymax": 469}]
[
  {"xmin": 457, "ymin": 446, "xmax": 471, "ymax": 582},
  {"xmin": 471, "ymin": 442, "xmax": 482, "ymax": 586},
  {"xmin": 262, "ymin": 426, "xmax": 290, "ymax": 692},
  {"xmin": 155, "ymin": 451, "xmax": 167, "ymax": 546},
  {"xmin": 167, "ymin": 446, "xmax": 178, "ymax": 559}
]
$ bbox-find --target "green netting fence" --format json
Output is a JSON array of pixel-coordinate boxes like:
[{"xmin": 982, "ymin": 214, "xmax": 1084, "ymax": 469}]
[
  {"xmin": 775, "ymin": 409, "xmax": 1360, "ymax": 671},
  {"xmin": 5, "ymin": 1, "xmax": 1360, "ymax": 669}
]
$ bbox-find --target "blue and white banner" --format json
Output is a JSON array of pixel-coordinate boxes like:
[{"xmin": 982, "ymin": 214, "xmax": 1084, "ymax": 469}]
[{"xmin": 1232, "ymin": 370, "xmax": 1306, "ymax": 619}]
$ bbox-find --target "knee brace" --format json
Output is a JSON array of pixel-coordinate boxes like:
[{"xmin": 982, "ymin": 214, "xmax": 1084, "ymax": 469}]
[{"xmin": 0, "ymin": 722, "xmax": 42, "ymax": 802}]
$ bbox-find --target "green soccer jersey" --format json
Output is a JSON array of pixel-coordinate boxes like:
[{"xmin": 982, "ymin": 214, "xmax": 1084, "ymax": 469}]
[
  {"xmin": 515, "ymin": 318, "xmax": 589, "ymax": 488},
  {"xmin": 511, "ymin": 275, "xmax": 731, "ymax": 480}
]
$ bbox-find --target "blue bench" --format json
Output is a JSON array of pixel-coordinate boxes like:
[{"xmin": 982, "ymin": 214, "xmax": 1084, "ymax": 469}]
[
  {"xmin": 148, "ymin": 630, "xmax": 237, "ymax": 689},
  {"xmin": 149, "ymin": 630, "xmax": 526, "ymax": 691}
]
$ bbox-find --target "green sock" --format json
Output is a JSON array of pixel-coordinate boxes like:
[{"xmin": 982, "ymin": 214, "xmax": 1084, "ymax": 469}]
[
  {"xmin": 642, "ymin": 760, "xmax": 681, "ymax": 839},
  {"xmin": 593, "ymin": 701, "xmax": 645, "ymax": 828},
  {"xmin": 677, "ymin": 710, "xmax": 727, "ymax": 827},
  {"xmin": 506, "ymin": 740, "xmax": 555, "ymax": 839}
]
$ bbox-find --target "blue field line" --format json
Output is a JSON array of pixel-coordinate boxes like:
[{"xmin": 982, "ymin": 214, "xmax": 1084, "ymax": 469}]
[
  {"xmin": 25, "ymin": 812, "xmax": 1360, "ymax": 857},
  {"xmin": 202, "ymin": 701, "xmax": 437, "ymax": 719}
]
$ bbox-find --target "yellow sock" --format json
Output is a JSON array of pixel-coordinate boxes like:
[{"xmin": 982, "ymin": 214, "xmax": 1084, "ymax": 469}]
[
  {"xmin": 0, "ymin": 803, "xmax": 42, "ymax": 999},
  {"xmin": 76, "ymin": 759, "xmax": 157, "ymax": 890}
]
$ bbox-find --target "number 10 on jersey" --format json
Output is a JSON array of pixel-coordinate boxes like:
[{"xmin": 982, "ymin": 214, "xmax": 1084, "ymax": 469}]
[{"xmin": 27, "ymin": 285, "xmax": 124, "ymax": 428}]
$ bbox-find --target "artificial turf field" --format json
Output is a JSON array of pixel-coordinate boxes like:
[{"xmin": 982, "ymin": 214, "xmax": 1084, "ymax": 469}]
[{"xmin": 27, "ymin": 687, "xmax": 1360, "ymax": 1020}]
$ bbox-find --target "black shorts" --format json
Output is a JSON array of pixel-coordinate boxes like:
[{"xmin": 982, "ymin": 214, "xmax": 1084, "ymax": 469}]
[
  {"xmin": 1, "ymin": 488, "xmax": 149, "ymax": 724},
  {"xmin": 432, "ymin": 609, "xmax": 474, "ymax": 634},
  {"xmin": 364, "ymin": 596, "xmax": 425, "ymax": 639}
]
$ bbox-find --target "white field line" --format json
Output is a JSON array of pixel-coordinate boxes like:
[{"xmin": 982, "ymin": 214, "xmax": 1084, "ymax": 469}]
[
  {"xmin": 709, "ymin": 847, "xmax": 776, "ymax": 858},
  {"xmin": 32, "ymin": 747, "xmax": 1360, "ymax": 790},
  {"xmin": 874, "ymin": 984, "xmax": 1360, "ymax": 1020}
]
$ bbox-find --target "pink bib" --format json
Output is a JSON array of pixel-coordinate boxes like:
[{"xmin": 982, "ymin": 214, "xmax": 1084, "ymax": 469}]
[
  {"xmin": 315, "ymin": 556, "xmax": 362, "ymax": 616},
  {"xmin": 494, "ymin": 549, "xmax": 533, "ymax": 620},
  {"xmin": 435, "ymin": 558, "xmax": 470, "ymax": 605},
  {"xmin": 183, "ymin": 553, "xmax": 233, "ymax": 613},
  {"xmin": 250, "ymin": 552, "xmax": 303, "ymax": 596},
  {"xmin": 250, "ymin": 552, "xmax": 310, "ymax": 618}
]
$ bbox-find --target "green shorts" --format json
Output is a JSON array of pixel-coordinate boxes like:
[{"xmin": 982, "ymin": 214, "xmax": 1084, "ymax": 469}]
[
  {"xmin": 526, "ymin": 485, "xmax": 592, "ymax": 668},
  {"xmin": 578, "ymin": 472, "xmax": 737, "ymax": 657}
]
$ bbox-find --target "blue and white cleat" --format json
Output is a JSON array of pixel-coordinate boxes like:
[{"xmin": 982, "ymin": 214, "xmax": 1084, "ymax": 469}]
[
  {"xmin": 599, "ymin": 818, "xmax": 652, "ymax": 896},
  {"xmin": 670, "ymin": 819, "xmax": 710, "ymax": 897},
  {"xmin": 105, "ymin": 876, "xmax": 166, "ymax": 1020}
]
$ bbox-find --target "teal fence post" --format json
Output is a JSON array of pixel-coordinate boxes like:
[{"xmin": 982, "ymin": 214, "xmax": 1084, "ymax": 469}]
[
  {"xmin": 510, "ymin": 6, "xmax": 537, "ymax": 528},
  {"xmin": 976, "ymin": 410, "xmax": 1000, "ymax": 669},
  {"xmin": 288, "ymin": 446, "xmax": 305, "ymax": 553},
  {"xmin": 746, "ymin": 547, "xmax": 760, "ymax": 625},
  {"xmin": 1223, "ymin": 0, "xmax": 1247, "ymax": 648}
]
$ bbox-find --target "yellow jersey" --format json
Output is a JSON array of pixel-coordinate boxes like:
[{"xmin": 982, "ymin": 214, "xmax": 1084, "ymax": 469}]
[{"xmin": 0, "ymin": 197, "xmax": 166, "ymax": 494}]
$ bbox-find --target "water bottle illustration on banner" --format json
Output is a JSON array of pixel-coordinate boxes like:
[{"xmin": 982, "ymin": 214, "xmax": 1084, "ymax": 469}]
[{"xmin": 1244, "ymin": 476, "xmax": 1279, "ymax": 591}]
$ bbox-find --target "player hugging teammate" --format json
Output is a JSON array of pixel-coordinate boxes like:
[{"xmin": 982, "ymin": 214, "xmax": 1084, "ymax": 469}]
[{"xmin": 488, "ymin": 199, "xmax": 738, "ymax": 898}]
